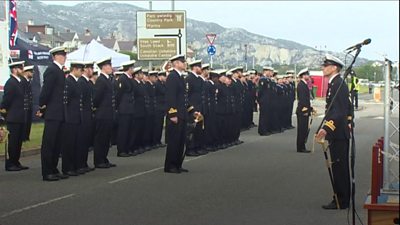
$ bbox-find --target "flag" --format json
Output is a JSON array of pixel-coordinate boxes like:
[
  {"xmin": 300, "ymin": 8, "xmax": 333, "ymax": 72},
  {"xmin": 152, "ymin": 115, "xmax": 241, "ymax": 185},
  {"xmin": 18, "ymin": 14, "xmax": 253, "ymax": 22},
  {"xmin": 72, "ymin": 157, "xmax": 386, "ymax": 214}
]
[{"xmin": 9, "ymin": 0, "xmax": 18, "ymax": 47}]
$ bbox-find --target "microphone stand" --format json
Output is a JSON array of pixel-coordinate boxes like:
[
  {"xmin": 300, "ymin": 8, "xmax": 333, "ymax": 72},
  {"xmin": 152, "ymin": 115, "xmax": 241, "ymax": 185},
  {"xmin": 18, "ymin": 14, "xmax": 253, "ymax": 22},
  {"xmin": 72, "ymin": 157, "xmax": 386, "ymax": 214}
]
[{"xmin": 316, "ymin": 47, "xmax": 361, "ymax": 225}]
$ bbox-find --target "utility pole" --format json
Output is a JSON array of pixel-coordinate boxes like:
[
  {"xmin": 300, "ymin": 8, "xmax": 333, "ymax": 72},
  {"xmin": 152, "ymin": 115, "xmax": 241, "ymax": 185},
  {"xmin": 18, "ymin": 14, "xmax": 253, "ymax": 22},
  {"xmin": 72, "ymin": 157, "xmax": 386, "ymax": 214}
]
[
  {"xmin": 236, "ymin": 48, "xmax": 239, "ymax": 66},
  {"xmin": 244, "ymin": 44, "xmax": 248, "ymax": 71},
  {"xmin": 148, "ymin": 1, "xmax": 153, "ymax": 71},
  {"xmin": 171, "ymin": 0, "xmax": 175, "ymax": 10}
]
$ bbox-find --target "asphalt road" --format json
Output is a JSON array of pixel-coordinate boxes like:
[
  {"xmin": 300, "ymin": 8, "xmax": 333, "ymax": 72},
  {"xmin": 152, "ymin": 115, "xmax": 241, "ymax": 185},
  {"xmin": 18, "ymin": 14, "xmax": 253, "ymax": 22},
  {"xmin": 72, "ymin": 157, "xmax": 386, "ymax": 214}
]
[{"xmin": 0, "ymin": 99, "xmax": 397, "ymax": 225}]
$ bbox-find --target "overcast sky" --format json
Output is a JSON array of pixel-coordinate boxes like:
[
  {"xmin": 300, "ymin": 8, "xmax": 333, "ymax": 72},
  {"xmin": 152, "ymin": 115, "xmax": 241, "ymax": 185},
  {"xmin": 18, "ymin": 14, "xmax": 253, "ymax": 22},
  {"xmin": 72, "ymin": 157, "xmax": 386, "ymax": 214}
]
[{"xmin": 44, "ymin": 1, "xmax": 398, "ymax": 61}]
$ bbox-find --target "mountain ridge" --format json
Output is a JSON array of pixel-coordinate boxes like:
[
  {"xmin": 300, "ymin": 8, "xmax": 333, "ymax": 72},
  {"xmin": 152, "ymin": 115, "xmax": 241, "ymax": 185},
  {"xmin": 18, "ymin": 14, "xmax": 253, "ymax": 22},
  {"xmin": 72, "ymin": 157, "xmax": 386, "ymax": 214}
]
[{"xmin": 10, "ymin": 0, "xmax": 369, "ymax": 67}]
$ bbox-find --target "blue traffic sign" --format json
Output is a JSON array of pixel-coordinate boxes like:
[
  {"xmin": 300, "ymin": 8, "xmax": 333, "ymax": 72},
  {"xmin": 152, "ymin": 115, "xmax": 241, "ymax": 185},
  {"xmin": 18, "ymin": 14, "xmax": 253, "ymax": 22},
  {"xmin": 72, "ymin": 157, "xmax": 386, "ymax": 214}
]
[{"xmin": 207, "ymin": 45, "xmax": 216, "ymax": 56}]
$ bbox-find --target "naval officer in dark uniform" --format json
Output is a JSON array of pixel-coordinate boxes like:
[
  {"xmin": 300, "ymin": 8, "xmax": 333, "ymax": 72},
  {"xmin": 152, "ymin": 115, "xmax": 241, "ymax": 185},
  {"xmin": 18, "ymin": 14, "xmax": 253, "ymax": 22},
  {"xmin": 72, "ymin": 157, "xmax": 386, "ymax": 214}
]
[
  {"xmin": 76, "ymin": 61, "xmax": 96, "ymax": 173},
  {"xmin": 164, "ymin": 54, "xmax": 200, "ymax": 173},
  {"xmin": 130, "ymin": 67, "xmax": 147, "ymax": 155},
  {"xmin": 38, "ymin": 47, "xmax": 69, "ymax": 181},
  {"xmin": 115, "ymin": 60, "xmax": 136, "ymax": 157},
  {"xmin": 93, "ymin": 57, "xmax": 116, "ymax": 169},
  {"xmin": 153, "ymin": 70, "xmax": 167, "ymax": 148},
  {"xmin": 1, "ymin": 61, "xmax": 29, "ymax": 171},
  {"xmin": 286, "ymin": 70, "xmax": 296, "ymax": 130},
  {"xmin": 296, "ymin": 68, "xmax": 313, "ymax": 153},
  {"xmin": 61, "ymin": 61, "xmax": 85, "ymax": 176},
  {"xmin": 185, "ymin": 59, "xmax": 205, "ymax": 156},
  {"xmin": 21, "ymin": 65, "xmax": 34, "ymax": 142},
  {"xmin": 230, "ymin": 67, "xmax": 244, "ymax": 145},
  {"xmin": 316, "ymin": 54, "xmax": 353, "ymax": 210},
  {"xmin": 143, "ymin": 71, "xmax": 157, "ymax": 150},
  {"xmin": 210, "ymin": 70, "xmax": 227, "ymax": 149}
]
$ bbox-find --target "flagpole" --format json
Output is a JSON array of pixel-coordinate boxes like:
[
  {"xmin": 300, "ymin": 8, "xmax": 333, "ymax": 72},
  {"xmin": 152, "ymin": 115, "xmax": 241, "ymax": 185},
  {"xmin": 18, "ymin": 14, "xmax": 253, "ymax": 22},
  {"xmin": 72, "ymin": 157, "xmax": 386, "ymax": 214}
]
[{"xmin": 5, "ymin": 0, "xmax": 11, "ymax": 63}]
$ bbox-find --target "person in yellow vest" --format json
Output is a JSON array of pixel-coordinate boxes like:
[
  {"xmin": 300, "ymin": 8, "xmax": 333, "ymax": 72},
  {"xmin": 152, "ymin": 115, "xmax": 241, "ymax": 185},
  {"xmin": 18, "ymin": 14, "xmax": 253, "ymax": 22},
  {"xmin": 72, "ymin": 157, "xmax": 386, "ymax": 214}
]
[{"xmin": 350, "ymin": 70, "xmax": 360, "ymax": 110}]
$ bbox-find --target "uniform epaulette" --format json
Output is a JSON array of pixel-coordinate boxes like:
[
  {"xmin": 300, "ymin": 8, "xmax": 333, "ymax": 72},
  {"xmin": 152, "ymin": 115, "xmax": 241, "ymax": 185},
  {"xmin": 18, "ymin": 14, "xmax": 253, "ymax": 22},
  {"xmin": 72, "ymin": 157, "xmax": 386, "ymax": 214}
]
[
  {"xmin": 324, "ymin": 120, "xmax": 336, "ymax": 131},
  {"xmin": 168, "ymin": 107, "xmax": 177, "ymax": 115},
  {"xmin": 187, "ymin": 106, "xmax": 194, "ymax": 113}
]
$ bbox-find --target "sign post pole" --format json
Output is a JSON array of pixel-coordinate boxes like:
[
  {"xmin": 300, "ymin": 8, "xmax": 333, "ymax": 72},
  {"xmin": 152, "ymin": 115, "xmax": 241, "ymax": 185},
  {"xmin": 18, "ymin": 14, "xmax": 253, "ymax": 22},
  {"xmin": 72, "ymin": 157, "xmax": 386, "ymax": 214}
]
[{"xmin": 206, "ymin": 34, "xmax": 217, "ymax": 68}]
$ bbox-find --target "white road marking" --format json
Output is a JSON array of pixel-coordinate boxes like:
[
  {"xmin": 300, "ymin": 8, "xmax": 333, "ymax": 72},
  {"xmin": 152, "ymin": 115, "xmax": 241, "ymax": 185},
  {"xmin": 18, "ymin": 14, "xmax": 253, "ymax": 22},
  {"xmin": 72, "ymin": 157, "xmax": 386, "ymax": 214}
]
[
  {"xmin": 1, "ymin": 194, "xmax": 75, "ymax": 218},
  {"xmin": 108, "ymin": 155, "xmax": 207, "ymax": 184},
  {"xmin": 108, "ymin": 167, "xmax": 164, "ymax": 184}
]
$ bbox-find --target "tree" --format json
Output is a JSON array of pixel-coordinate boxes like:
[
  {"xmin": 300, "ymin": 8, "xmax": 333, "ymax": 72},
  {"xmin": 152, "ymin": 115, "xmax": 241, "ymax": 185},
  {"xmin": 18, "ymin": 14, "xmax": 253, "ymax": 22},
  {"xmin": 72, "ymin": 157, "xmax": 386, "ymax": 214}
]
[
  {"xmin": 353, "ymin": 62, "xmax": 384, "ymax": 82},
  {"xmin": 119, "ymin": 51, "xmax": 137, "ymax": 60}
]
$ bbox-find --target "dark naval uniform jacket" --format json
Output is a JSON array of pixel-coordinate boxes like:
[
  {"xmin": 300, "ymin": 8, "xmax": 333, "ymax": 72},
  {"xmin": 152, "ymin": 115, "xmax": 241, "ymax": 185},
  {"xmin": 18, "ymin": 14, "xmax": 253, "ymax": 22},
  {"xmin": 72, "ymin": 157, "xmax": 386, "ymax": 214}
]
[
  {"xmin": 155, "ymin": 80, "xmax": 166, "ymax": 113},
  {"xmin": 78, "ymin": 76, "xmax": 94, "ymax": 123},
  {"xmin": 64, "ymin": 75, "xmax": 82, "ymax": 124},
  {"xmin": 296, "ymin": 80, "xmax": 312, "ymax": 115},
  {"xmin": 132, "ymin": 79, "xmax": 147, "ymax": 118},
  {"xmin": 93, "ymin": 73, "xmax": 115, "ymax": 120},
  {"xmin": 1, "ymin": 75, "xmax": 25, "ymax": 123},
  {"xmin": 166, "ymin": 69, "xmax": 194, "ymax": 120},
  {"xmin": 323, "ymin": 74, "xmax": 353, "ymax": 140},
  {"xmin": 39, "ymin": 62, "xmax": 65, "ymax": 121},
  {"xmin": 186, "ymin": 72, "xmax": 203, "ymax": 113},
  {"xmin": 115, "ymin": 73, "xmax": 135, "ymax": 115}
]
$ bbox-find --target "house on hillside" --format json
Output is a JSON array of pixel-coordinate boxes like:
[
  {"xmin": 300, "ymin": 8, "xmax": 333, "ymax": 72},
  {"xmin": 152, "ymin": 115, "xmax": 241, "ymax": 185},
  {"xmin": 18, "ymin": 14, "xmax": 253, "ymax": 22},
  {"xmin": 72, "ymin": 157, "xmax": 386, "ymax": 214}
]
[
  {"xmin": 100, "ymin": 38, "xmax": 117, "ymax": 50},
  {"xmin": 58, "ymin": 31, "xmax": 79, "ymax": 51},
  {"xmin": 78, "ymin": 29, "xmax": 101, "ymax": 47},
  {"xmin": 114, "ymin": 40, "xmax": 136, "ymax": 53}
]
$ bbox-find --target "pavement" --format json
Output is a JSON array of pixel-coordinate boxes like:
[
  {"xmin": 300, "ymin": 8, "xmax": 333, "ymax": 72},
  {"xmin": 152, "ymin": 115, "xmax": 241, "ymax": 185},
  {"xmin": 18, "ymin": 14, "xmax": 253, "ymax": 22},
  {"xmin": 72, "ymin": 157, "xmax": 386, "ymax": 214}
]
[{"xmin": 0, "ymin": 93, "xmax": 397, "ymax": 225}]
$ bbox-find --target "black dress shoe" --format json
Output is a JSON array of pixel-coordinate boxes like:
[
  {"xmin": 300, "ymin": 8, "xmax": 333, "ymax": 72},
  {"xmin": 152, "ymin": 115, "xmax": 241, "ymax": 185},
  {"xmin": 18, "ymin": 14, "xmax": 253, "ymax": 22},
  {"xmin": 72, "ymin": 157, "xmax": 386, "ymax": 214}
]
[
  {"xmin": 55, "ymin": 173, "xmax": 69, "ymax": 179},
  {"xmin": 298, "ymin": 149, "xmax": 311, "ymax": 153},
  {"xmin": 84, "ymin": 166, "xmax": 95, "ymax": 172},
  {"xmin": 95, "ymin": 163, "xmax": 110, "ymax": 169},
  {"xmin": 6, "ymin": 165, "xmax": 22, "ymax": 171},
  {"xmin": 76, "ymin": 168, "xmax": 87, "ymax": 174},
  {"xmin": 63, "ymin": 171, "xmax": 79, "ymax": 176},
  {"xmin": 179, "ymin": 168, "xmax": 189, "ymax": 173},
  {"xmin": 117, "ymin": 152, "xmax": 131, "ymax": 157},
  {"xmin": 186, "ymin": 151, "xmax": 200, "ymax": 157},
  {"xmin": 322, "ymin": 201, "xmax": 338, "ymax": 210},
  {"xmin": 43, "ymin": 174, "xmax": 60, "ymax": 181},
  {"xmin": 196, "ymin": 149, "xmax": 208, "ymax": 155},
  {"xmin": 107, "ymin": 163, "xmax": 117, "ymax": 167},
  {"xmin": 18, "ymin": 165, "xmax": 29, "ymax": 170},
  {"xmin": 164, "ymin": 168, "xmax": 181, "ymax": 174},
  {"xmin": 206, "ymin": 147, "xmax": 217, "ymax": 152},
  {"xmin": 129, "ymin": 151, "xmax": 139, "ymax": 156}
]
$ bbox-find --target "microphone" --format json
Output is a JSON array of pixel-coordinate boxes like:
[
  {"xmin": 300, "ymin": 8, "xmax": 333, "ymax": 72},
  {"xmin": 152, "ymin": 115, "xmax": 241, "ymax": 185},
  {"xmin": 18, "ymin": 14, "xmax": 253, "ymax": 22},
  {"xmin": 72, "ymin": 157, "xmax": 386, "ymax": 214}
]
[{"xmin": 345, "ymin": 39, "xmax": 371, "ymax": 51}]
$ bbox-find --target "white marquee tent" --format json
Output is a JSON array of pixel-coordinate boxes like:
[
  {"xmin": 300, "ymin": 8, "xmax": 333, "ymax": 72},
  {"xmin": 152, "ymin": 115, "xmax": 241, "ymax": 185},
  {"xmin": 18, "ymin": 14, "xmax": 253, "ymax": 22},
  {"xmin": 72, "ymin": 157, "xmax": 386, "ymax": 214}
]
[{"xmin": 66, "ymin": 39, "xmax": 129, "ymax": 68}]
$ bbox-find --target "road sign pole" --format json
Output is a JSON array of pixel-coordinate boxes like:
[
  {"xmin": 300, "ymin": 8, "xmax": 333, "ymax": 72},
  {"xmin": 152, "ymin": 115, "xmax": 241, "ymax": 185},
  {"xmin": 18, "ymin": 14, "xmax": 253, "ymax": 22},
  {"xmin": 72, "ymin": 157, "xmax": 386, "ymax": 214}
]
[{"xmin": 210, "ymin": 55, "xmax": 213, "ymax": 69}]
